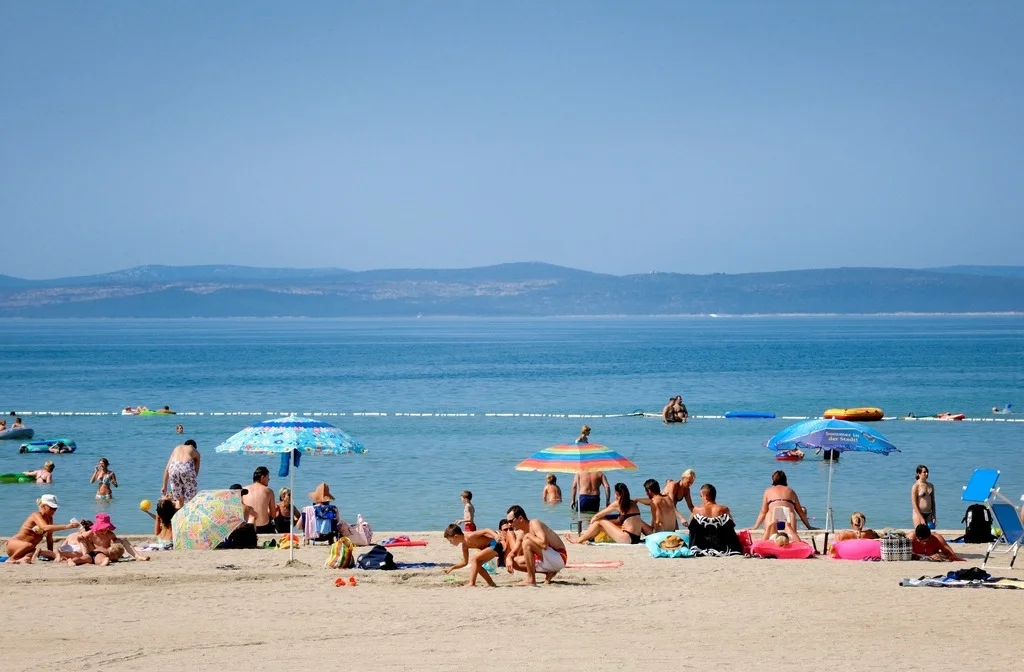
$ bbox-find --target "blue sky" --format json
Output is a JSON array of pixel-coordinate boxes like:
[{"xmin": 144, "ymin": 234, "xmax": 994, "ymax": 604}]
[{"xmin": 2, "ymin": 2, "xmax": 1021, "ymax": 279}]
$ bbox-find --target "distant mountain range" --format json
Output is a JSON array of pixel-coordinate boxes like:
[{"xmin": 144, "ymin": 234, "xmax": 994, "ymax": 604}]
[{"xmin": 1, "ymin": 263, "xmax": 1022, "ymax": 317}]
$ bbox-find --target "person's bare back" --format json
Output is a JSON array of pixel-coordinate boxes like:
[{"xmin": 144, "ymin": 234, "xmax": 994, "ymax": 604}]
[{"xmin": 243, "ymin": 482, "xmax": 274, "ymax": 527}]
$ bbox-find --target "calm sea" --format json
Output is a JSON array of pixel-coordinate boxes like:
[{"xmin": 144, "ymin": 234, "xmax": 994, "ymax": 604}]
[{"xmin": 1, "ymin": 316, "xmax": 1022, "ymax": 535}]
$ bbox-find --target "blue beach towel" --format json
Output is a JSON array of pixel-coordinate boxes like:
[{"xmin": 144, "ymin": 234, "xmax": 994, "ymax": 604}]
[{"xmin": 645, "ymin": 531, "xmax": 695, "ymax": 558}]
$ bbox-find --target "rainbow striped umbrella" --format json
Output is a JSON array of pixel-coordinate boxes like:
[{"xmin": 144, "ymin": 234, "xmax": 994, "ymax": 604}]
[{"xmin": 515, "ymin": 443, "xmax": 638, "ymax": 474}]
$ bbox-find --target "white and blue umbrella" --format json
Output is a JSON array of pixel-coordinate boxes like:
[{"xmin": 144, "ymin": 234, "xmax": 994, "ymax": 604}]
[
  {"xmin": 766, "ymin": 419, "xmax": 899, "ymax": 547},
  {"xmin": 215, "ymin": 415, "xmax": 367, "ymax": 560}
]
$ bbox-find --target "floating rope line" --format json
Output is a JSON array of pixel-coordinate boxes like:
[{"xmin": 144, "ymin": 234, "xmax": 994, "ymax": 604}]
[{"xmin": 7, "ymin": 410, "xmax": 1024, "ymax": 422}]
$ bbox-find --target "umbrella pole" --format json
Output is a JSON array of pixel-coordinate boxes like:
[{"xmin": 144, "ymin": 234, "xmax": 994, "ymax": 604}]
[
  {"xmin": 823, "ymin": 458, "xmax": 835, "ymax": 551},
  {"xmin": 289, "ymin": 455, "xmax": 295, "ymax": 563}
]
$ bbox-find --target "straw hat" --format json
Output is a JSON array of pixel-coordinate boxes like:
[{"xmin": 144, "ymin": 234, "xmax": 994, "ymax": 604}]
[
  {"xmin": 659, "ymin": 534, "xmax": 684, "ymax": 550},
  {"xmin": 309, "ymin": 482, "xmax": 335, "ymax": 503}
]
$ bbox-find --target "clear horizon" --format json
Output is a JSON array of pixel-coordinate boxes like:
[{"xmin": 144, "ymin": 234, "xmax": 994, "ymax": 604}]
[{"xmin": 2, "ymin": 2, "xmax": 1022, "ymax": 280}]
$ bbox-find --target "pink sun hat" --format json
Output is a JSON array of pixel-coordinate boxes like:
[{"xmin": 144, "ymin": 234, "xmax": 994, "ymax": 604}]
[{"xmin": 92, "ymin": 513, "xmax": 116, "ymax": 532}]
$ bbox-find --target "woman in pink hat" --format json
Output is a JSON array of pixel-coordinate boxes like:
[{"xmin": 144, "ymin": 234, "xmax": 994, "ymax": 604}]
[
  {"xmin": 6, "ymin": 494, "xmax": 78, "ymax": 564},
  {"xmin": 89, "ymin": 513, "xmax": 149, "ymax": 565}
]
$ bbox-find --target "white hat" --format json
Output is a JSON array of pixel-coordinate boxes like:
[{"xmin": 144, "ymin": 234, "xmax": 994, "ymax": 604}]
[{"xmin": 40, "ymin": 494, "xmax": 60, "ymax": 509}]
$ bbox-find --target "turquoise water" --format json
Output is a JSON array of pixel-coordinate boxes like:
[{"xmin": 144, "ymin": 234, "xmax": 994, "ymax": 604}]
[{"xmin": 0, "ymin": 316, "xmax": 1022, "ymax": 535}]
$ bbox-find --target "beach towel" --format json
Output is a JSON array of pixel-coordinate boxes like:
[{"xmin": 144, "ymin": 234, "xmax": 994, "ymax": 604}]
[
  {"xmin": 394, "ymin": 562, "xmax": 450, "ymax": 570},
  {"xmin": 900, "ymin": 568, "xmax": 1024, "ymax": 589},
  {"xmin": 564, "ymin": 560, "xmax": 624, "ymax": 569},
  {"xmin": 381, "ymin": 536, "xmax": 428, "ymax": 547},
  {"xmin": 645, "ymin": 531, "xmax": 695, "ymax": 559}
]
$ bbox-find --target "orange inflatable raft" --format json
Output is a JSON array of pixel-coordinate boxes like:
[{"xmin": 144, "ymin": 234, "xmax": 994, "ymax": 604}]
[{"xmin": 823, "ymin": 407, "xmax": 884, "ymax": 422}]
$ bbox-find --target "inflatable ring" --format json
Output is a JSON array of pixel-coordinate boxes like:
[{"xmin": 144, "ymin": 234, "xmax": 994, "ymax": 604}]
[
  {"xmin": 750, "ymin": 539, "xmax": 815, "ymax": 559},
  {"xmin": 0, "ymin": 473, "xmax": 36, "ymax": 484}
]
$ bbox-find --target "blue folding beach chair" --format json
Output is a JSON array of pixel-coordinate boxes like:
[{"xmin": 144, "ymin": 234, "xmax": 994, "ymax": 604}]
[
  {"xmin": 962, "ymin": 469, "xmax": 1001, "ymax": 503},
  {"xmin": 982, "ymin": 502, "xmax": 1024, "ymax": 569}
]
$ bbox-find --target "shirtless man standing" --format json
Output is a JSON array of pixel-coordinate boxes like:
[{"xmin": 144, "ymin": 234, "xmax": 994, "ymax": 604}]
[
  {"xmin": 161, "ymin": 439, "xmax": 200, "ymax": 508},
  {"xmin": 504, "ymin": 505, "xmax": 567, "ymax": 586},
  {"xmin": 637, "ymin": 478, "xmax": 686, "ymax": 531},
  {"xmin": 570, "ymin": 471, "xmax": 610, "ymax": 514},
  {"xmin": 664, "ymin": 469, "xmax": 696, "ymax": 513},
  {"xmin": 242, "ymin": 466, "xmax": 277, "ymax": 534}
]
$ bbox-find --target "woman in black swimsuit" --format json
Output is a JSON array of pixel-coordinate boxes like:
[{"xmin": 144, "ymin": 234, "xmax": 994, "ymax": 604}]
[
  {"xmin": 568, "ymin": 483, "xmax": 645, "ymax": 544},
  {"xmin": 274, "ymin": 487, "xmax": 301, "ymax": 533}
]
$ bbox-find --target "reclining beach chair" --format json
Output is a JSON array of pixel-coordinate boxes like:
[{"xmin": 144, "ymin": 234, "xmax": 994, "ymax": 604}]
[
  {"xmin": 961, "ymin": 468, "xmax": 1000, "ymax": 503},
  {"xmin": 982, "ymin": 501, "xmax": 1024, "ymax": 569}
]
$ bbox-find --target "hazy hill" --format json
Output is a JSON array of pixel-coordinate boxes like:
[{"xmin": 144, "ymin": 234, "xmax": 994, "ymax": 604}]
[{"xmin": 1, "ymin": 264, "xmax": 1022, "ymax": 317}]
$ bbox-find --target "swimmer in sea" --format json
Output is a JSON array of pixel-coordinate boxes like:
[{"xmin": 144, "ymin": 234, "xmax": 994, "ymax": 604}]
[
  {"xmin": 24, "ymin": 460, "xmax": 55, "ymax": 484},
  {"xmin": 90, "ymin": 458, "xmax": 118, "ymax": 500}
]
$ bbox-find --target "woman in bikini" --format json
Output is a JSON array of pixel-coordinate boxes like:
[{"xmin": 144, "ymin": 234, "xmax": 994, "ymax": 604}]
[
  {"xmin": 24, "ymin": 461, "xmax": 55, "ymax": 484},
  {"xmin": 90, "ymin": 458, "xmax": 118, "ymax": 500},
  {"xmin": 568, "ymin": 482, "xmax": 645, "ymax": 544},
  {"xmin": 911, "ymin": 465, "xmax": 937, "ymax": 528},
  {"xmin": 751, "ymin": 470, "xmax": 815, "ymax": 541},
  {"xmin": 6, "ymin": 494, "xmax": 78, "ymax": 563}
]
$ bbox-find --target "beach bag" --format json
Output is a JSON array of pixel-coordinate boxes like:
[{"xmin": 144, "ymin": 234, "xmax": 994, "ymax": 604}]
[
  {"xmin": 345, "ymin": 514, "xmax": 373, "ymax": 546},
  {"xmin": 962, "ymin": 504, "xmax": 995, "ymax": 544},
  {"xmin": 216, "ymin": 523, "xmax": 258, "ymax": 550},
  {"xmin": 325, "ymin": 537, "xmax": 355, "ymax": 569},
  {"xmin": 356, "ymin": 544, "xmax": 396, "ymax": 570},
  {"xmin": 880, "ymin": 532, "xmax": 912, "ymax": 561}
]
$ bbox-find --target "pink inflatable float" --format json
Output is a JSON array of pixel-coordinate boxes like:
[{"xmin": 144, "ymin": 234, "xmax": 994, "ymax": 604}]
[
  {"xmin": 829, "ymin": 538, "xmax": 881, "ymax": 560},
  {"xmin": 750, "ymin": 539, "xmax": 815, "ymax": 559}
]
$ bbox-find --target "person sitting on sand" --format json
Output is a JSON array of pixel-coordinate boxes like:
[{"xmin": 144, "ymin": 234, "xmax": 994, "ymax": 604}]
[
  {"xmin": 496, "ymin": 519, "xmax": 514, "ymax": 567},
  {"xmin": 909, "ymin": 524, "xmax": 963, "ymax": 562},
  {"xmin": 5, "ymin": 494, "xmax": 78, "ymax": 564},
  {"xmin": 636, "ymin": 478, "xmax": 685, "ymax": 531},
  {"xmin": 142, "ymin": 498, "xmax": 179, "ymax": 543},
  {"xmin": 443, "ymin": 523, "xmax": 504, "ymax": 587},
  {"xmin": 242, "ymin": 466, "xmax": 277, "ymax": 534},
  {"xmin": 504, "ymin": 505, "xmax": 567, "ymax": 585},
  {"xmin": 90, "ymin": 458, "xmax": 118, "ymax": 500},
  {"xmin": 833, "ymin": 512, "xmax": 879, "ymax": 542},
  {"xmin": 568, "ymin": 483, "xmax": 645, "ymax": 545},
  {"xmin": 58, "ymin": 519, "xmax": 98, "ymax": 565},
  {"xmin": 542, "ymin": 474, "xmax": 562, "ymax": 504},
  {"xmin": 89, "ymin": 513, "xmax": 149, "ymax": 564},
  {"xmin": 664, "ymin": 469, "xmax": 697, "ymax": 513},
  {"xmin": 751, "ymin": 470, "xmax": 815, "ymax": 541},
  {"xmin": 688, "ymin": 484, "xmax": 743, "ymax": 556},
  {"xmin": 275, "ymin": 487, "xmax": 301, "ymax": 534},
  {"xmin": 24, "ymin": 460, "xmax": 55, "ymax": 484}
]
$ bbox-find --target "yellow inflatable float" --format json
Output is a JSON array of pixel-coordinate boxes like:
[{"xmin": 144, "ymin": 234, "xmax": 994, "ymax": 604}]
[{"xmin": 823, "ymin": 407, "xmax": 884, "ymax": 422}]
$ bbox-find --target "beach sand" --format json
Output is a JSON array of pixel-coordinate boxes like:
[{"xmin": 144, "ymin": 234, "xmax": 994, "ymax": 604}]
[{"xmin": 1, "ymin": 531, "xmax": 1020, "ymax": 672}]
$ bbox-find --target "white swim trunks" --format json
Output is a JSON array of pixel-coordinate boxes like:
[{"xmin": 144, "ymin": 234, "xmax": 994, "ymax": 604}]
[{"xmin": 535, "ymin": 546, "xmax": 567, "ymax": 573}]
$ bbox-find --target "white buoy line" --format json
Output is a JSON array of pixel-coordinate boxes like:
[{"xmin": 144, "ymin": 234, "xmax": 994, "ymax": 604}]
[{"xmin": 7, "ymin": 410, "xmax": 1023, "ymax": 423}]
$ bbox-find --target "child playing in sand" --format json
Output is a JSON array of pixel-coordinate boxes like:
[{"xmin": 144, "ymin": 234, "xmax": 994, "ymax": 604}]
[
  {"xmin": 543, "ymin": 474, "xmax": 562, "ymax": 504},
  {"xmin": 443, "ymin": 523, "xmax": 504, "ymax": 587},
  {"xmin": 455, "ymin": 490, "xmax": 476, "ymax": 532},
  {"xmin": 24, "ymin": 461, "xmax": 55, "ymax": 484},
  {"xmin": 89, "ymin": 513, "xmax": 149, "ymax": 564}
]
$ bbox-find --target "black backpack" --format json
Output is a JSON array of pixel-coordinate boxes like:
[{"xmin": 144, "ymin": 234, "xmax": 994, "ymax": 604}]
[
  {"xmin": 216, "ymin": 522, "xmax": 258, "ymax": 549},
  {"xmin": 962, "ymin": 504, "xmax": 995, "ymax": 543},
  {"xmin": 356, "ymin": 544, "xmax": 396, "ymax": 570}
]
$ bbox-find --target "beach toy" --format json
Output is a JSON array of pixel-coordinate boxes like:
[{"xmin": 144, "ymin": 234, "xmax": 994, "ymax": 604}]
[
  {"xmin": 483, "ymin": 557, "xmax": 498, "ymax": 574},
  {"xmin": 830, "ymin": 539, "xmax": 881, "ymax": 560},
  {"xmin": 0, "ymin": 473, "xmax": 36, "ymax": 484},
  {"xmin": 822, "ymin": 407, "xmax": 884, "ymax": 422},
  {"xmin": 140, "ymin": 499, "xmax": 152, "ymax": 512},
  {"xmin": 334, "ymin": 577, "xmax": 346, "ymax": 587}
]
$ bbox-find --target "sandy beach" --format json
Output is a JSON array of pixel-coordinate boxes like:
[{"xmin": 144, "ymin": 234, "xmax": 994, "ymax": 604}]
[{"xmin": 1, "ymin": 530, "xmax": 1021, "ymax": 672}]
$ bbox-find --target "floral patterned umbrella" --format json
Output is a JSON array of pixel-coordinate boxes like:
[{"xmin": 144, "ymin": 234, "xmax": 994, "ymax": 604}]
[{"xmin": 172, "ymin": 489, "xmax": 245, "ymax": 551}]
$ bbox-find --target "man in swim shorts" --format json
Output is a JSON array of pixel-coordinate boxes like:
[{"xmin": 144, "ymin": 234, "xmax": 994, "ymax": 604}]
[
  {"xmin": 571, "ymin": 471, "xmax": 610, "ymax": 514},
  {"xmin": 242, "ymin": 466, "xmax": 277, "ymax": 534},
  {"xmin": 161, "ymin": 439, "xmax": 200, "ymax": 508},
  {"xmin": 504, "ymin": 504, "xmax": 567, "ymax": 586}
]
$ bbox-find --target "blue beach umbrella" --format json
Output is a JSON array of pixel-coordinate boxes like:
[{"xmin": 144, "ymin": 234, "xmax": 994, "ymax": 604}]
[
  {"xmin": 215, "ymin": 415, "xmax": 367, "ymax": 561},
  {"xmin": 766, "ymin": 419, "xmax": 899, "ymax": 547}
]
